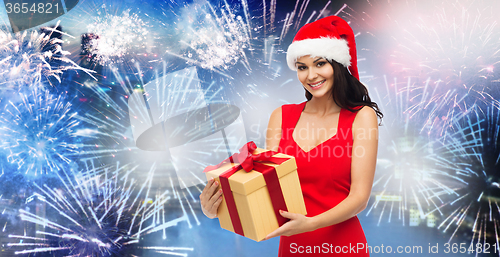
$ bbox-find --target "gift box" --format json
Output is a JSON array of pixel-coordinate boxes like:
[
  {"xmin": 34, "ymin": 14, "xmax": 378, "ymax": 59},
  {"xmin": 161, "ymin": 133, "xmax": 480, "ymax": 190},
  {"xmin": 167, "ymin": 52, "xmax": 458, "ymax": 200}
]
[{"xmin": 204, "ymin": 141, "xmax": 307, "ymax": 242}]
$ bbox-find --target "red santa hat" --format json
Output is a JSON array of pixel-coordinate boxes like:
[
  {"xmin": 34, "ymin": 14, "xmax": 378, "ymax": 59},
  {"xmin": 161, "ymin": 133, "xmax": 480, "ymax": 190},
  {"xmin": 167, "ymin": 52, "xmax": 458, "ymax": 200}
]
[{"xmin": 286, "ymin": 16, "xmax": 359, "ymax": 80}]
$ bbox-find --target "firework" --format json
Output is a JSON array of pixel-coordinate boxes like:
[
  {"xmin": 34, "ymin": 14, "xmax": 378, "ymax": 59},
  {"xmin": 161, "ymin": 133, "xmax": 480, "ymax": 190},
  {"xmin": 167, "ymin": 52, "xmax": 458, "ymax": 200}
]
[
  {"xmin": 370, "ymin": 78, "xmax": 500, "ymax": 247},
  {"xmin": 0, "ymin": 88, "xmax": 93, "ymax": 176},
  {"xmin": 362, "ymin": 1, "xmax": 500, "ymax": 247},
  {"xmin": 375, "ymin": 0, "xmax": 500, "ymax": 136},
  {"xmin": 366, "ymin": 83, "xmax": 435, "ymax": 226},
  {"xmin": 161, "ymin": 0, "xmax": 252, "ymax": 73},
  {"xmin": 365, "ymin": 78, "xmax": 475, "ymax": 228},
  {"xmin": 85, "ymin": 6, "xmax": 150, "ymax": 65},
  {"xmin": 7, "ymin": 161, "xmax": 195, "ymax": 256},
  {"xmin": 434, "ymin": 103, "xmax": 500, "ymax": 247},
  {"xmin": 0, "ymin": 25, "xmax": 95, "ymax": 91}
]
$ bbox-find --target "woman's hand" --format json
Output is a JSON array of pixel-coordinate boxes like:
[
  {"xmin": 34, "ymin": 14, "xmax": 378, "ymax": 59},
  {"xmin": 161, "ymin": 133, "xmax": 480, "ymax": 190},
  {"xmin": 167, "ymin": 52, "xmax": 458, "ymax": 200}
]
[
  {"xmin": 200, "ymin": 177, "xmax": 223, "ymax": 219},
  {"xmin": 264, "ymin": 210, "xmax": 317, "ymax": 240}
]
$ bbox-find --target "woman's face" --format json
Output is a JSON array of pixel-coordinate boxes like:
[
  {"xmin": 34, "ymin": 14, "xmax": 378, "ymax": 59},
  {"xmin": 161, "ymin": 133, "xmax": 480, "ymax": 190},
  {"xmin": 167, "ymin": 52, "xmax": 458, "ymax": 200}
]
[{"xmin": 295, "ymin": 55, "xmax": 334, "ymax": 99}]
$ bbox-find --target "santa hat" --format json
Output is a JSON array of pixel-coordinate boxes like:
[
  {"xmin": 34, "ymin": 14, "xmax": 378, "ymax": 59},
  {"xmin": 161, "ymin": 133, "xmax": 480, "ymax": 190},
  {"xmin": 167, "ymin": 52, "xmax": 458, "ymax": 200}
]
[{"xmin": 286, "ymin": 16, "xmax": 359, "ymax": 80}]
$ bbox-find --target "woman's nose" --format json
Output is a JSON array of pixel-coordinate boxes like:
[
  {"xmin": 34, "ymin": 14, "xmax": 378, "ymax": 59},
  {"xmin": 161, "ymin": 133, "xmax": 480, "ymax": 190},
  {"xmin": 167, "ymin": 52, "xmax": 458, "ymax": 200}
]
[{"xmin": 307, "ymin": 69, "xmax": 318, "ymax": 80}]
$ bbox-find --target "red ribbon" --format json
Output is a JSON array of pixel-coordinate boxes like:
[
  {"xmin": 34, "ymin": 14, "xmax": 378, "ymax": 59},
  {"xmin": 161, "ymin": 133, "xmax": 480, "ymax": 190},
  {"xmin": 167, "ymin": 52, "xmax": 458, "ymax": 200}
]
[{"xmin": 204, "ymin": 141, "xmax": 290, "ymax": 237}]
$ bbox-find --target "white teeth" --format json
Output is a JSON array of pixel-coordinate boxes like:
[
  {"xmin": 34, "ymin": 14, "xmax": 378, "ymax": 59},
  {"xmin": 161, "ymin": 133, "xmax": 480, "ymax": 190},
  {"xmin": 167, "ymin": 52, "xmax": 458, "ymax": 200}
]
[{"xmin": 310, "ymin": 81, "xmax": 324, "ymax": 88}]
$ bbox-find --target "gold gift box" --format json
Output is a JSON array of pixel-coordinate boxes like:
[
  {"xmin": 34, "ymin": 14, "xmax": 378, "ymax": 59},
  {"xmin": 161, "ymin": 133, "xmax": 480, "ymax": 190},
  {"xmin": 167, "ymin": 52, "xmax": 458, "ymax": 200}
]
[{"xmin": 205, "ymin": 147, "xmax": 307, "ymax": 242}]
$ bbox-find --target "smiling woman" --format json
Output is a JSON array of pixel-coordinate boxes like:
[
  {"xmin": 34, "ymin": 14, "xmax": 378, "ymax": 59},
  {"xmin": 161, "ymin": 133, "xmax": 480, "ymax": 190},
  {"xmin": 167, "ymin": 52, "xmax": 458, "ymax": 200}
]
[{"xmin": 265, "ymin": 16, "xmax": 383, "ymax": 257}]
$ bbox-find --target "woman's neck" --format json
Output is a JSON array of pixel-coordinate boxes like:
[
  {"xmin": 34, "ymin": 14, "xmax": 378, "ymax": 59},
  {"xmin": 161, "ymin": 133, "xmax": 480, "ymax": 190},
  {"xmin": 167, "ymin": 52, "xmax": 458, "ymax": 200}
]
[{"xmin": 306, "ymin": 96, "xmax": 341, "ymax": 116}]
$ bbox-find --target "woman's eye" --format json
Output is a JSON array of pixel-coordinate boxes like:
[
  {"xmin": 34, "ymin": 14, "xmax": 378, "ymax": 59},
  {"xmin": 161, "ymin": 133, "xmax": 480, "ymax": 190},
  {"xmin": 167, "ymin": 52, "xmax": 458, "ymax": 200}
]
[
  {"xmin": 317, "ymin": 61, "xmax": 327, "ymax": 67},
  {"xmin": 297, "ymin": 66, "xmax": 307, "ymax": 70}
]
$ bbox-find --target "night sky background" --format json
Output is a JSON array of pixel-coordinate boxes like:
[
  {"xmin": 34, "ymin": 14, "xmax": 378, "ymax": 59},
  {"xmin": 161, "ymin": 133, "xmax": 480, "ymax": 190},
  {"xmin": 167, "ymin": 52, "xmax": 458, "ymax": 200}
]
[{"xmin": 1, "ymin": 0, "xmax": 500, "ymax": 256}]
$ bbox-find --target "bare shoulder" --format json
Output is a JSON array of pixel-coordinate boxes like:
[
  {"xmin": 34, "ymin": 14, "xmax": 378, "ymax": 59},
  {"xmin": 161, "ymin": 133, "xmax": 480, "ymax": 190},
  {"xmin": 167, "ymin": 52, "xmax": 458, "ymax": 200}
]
[
  {"xmin": 271, "ymin": 106, "xmax": 282, "ymax": 117},
  {"xmin": 268, "ymin": 106, "xmax": 282, "ymax": 126},
  {"xmin": 352, "ymin": 106, "xmax": 378, "ymax": 130},
  {"xmin": 266, "ymin": 106, "xmax": 283, "ymax": 151}
]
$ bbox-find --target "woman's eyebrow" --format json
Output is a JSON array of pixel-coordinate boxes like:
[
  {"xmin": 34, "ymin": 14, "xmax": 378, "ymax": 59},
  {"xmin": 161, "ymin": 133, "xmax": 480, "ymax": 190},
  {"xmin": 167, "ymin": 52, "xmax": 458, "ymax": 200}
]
[
  {"xmin": 295, "ymin": 61, "xmax": 306, "ymax": 65},
  {"xmin": 313, "ymin": 57, "xmax": 324, "ymax": 63}
]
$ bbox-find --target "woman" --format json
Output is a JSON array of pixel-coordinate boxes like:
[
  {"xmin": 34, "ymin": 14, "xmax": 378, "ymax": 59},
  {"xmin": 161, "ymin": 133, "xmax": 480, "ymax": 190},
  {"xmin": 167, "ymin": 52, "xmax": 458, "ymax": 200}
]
[{"xmin": 201, "ymin": 16, "xmax": 382, "ymax": 256}]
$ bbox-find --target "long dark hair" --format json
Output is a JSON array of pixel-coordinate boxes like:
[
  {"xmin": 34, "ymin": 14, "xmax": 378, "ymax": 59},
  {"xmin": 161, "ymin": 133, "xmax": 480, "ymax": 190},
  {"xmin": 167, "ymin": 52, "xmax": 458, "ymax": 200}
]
[{"xmin": 305, "ymin": 60, "xmax": 383, "ymax": 124}]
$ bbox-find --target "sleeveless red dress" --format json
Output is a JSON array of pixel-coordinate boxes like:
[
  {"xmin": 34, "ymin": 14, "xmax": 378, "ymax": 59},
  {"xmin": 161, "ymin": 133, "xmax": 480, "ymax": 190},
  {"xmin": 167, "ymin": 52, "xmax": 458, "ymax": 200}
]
[{"xmin": 277, "ymin": 101, "xmax": 369, "ymax": 256}]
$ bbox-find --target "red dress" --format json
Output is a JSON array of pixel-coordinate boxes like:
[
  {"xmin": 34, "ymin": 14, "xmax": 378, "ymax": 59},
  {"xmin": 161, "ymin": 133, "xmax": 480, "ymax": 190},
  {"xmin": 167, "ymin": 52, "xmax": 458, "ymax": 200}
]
[{"xmin": 278, "ymin": 101, "xmax": 369, "ymax": 256}]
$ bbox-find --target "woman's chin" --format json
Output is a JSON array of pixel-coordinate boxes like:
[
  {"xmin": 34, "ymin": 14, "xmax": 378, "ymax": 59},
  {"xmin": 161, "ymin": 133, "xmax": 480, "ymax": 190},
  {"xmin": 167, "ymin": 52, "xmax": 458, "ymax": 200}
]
[{"xmin": 309, "ymin": 92, "xmax": 329, "ymax": 99}]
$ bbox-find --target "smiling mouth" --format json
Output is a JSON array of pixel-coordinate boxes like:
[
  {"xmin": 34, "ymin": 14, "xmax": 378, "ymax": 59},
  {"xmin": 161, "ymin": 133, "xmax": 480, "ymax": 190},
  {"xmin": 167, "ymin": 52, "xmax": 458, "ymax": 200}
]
[{"xmin": 309, "ymin": 80, "xmax": 325, "ymax": 88}]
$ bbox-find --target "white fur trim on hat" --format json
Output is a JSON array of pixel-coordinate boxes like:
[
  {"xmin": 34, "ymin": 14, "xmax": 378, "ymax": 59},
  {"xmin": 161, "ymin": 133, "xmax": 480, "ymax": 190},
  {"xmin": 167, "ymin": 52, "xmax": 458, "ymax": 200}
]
[{"xmin": 286, "ymin": 37, "xmax": 350, "ymax": 71}]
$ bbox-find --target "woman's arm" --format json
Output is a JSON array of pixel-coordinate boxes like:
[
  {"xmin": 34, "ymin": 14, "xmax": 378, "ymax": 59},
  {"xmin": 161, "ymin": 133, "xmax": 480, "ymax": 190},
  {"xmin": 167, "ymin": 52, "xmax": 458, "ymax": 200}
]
[
  {"xmin": 266, "ymin": 106, "xmax": 282, "ymax": 152},
  {"xmin": 265, "ymin": 106, "xmax": 378, "ymax": 238}
]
